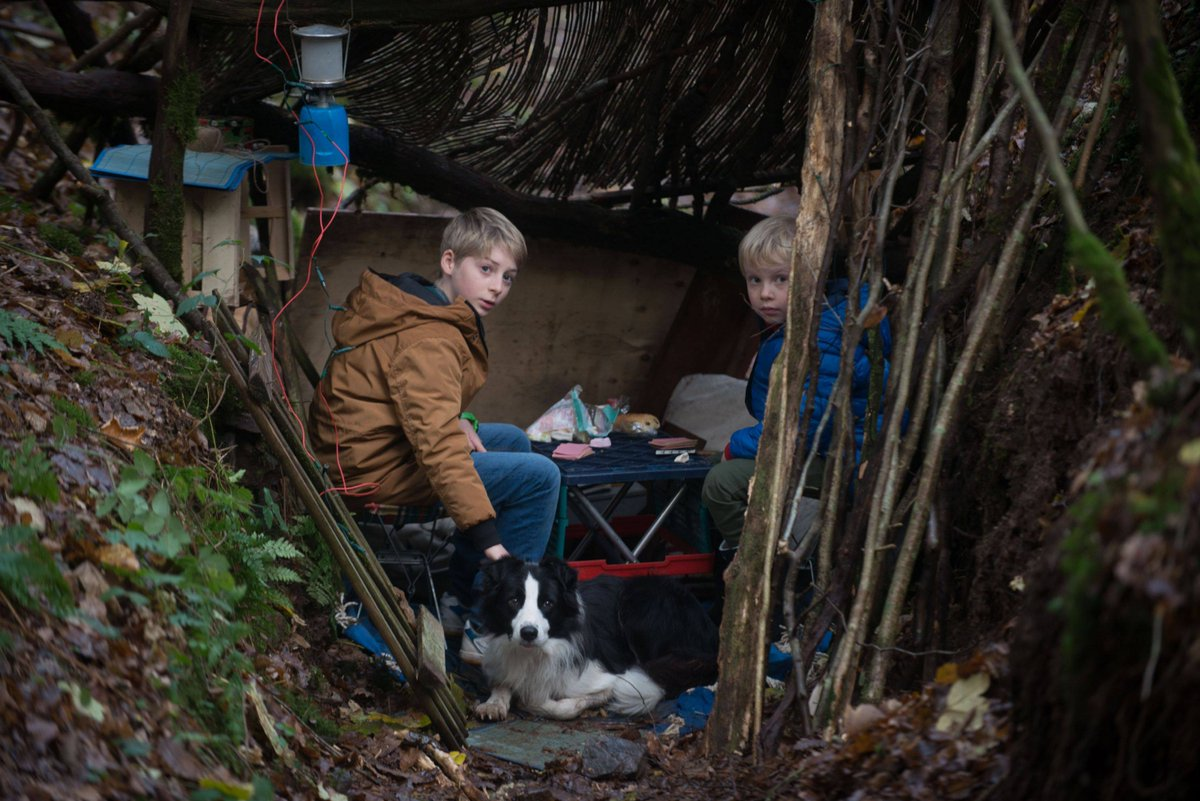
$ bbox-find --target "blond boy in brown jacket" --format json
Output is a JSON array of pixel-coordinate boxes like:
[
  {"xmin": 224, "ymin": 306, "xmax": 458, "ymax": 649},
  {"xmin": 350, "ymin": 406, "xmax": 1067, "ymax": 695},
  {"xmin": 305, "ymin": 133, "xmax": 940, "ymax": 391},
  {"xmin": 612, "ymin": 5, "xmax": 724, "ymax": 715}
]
[{"xmin": 309, "ymin": 208, "xmax": 559, "ymax": 661}]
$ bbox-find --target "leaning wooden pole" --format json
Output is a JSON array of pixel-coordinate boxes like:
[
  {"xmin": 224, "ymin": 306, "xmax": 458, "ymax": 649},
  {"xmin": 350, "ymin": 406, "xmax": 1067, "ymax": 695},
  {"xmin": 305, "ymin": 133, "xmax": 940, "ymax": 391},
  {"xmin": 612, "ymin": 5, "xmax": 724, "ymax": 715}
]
[
  {"xmin": 0, "ymin": 58, "xmax": 469, "ymax": 750},
  {"xmin": 705, "ymin": 0, "xmax": 851, "ymax": 757}
]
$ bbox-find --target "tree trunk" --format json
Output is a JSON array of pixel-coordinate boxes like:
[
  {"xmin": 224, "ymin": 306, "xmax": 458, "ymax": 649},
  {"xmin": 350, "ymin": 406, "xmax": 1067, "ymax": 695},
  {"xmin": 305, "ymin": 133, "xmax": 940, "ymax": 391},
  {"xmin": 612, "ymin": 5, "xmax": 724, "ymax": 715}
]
[
  {"xmin": 705, "ymin": 0, "xmax": 851, "ymax": 757},
  {"xmin": 144, "ymin": 0, "xmax": 196, "ymax": 283},
  {"xmin": 0, "ymin": 57, "xmax": 158, "ymax": 117}
]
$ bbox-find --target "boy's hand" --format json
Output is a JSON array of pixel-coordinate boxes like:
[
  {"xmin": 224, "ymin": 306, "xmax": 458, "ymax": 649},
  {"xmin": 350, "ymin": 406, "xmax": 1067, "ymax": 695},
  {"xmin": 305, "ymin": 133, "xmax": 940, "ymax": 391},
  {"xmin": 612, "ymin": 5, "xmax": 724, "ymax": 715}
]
[
  {"xmin": 459, "ymin": 418, "xmax": 487, "ymax": 452},
  {"xmin": 483, "ymin": 544, "xmax": 510, "ymax": 560}
]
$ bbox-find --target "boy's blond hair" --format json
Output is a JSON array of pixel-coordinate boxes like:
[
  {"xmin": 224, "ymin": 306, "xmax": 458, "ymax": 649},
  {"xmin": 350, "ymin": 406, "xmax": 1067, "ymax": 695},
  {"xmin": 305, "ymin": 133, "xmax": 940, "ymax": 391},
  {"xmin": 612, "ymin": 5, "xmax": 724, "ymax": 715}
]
[
  {"xmin": 441, "ymin": 207, "xmax": 527, "ymax": 267},
  {"xmin": 738, "ymin": 216, "xmax": 795, "ymax": 273}
]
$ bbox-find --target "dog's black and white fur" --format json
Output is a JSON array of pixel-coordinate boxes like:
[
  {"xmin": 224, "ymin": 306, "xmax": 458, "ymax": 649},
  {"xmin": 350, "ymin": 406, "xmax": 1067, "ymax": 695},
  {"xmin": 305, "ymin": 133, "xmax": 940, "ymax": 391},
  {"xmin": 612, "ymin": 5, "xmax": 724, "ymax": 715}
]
[{"xmin": 473, "ymin": 556, "xmax": 719, "ymax": 721}]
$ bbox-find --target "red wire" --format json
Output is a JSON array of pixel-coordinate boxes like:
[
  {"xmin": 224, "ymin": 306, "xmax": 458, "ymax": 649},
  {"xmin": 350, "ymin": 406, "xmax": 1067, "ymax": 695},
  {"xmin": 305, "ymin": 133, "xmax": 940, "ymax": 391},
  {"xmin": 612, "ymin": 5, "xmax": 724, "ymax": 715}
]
[
  {"xmin": 252, "ymin": 0, "xmax": 273, "ymax": 66},
  {"xmin": 272, "ymin": 0, "xmax": 293, "ymax": 69},
  {"xmin": 252, "ymin": 1, "xmax": 369, "ymax": 500}
]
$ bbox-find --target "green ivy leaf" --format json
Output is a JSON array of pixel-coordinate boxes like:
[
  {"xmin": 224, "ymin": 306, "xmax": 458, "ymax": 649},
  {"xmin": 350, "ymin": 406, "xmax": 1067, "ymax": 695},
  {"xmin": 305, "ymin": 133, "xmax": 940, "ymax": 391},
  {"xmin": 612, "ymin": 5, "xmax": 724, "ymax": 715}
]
[{"xmin": 132, "ymin": 330, "xmax": 169, "ymax": 358}]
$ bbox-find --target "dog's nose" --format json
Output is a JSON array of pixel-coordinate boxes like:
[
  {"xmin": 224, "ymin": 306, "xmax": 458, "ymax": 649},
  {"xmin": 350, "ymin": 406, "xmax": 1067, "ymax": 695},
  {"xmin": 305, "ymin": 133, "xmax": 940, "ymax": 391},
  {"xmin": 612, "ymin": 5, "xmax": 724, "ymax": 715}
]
[{"xmin": 520, "ymin": 625, "xmax": 538, "ymax": 642}]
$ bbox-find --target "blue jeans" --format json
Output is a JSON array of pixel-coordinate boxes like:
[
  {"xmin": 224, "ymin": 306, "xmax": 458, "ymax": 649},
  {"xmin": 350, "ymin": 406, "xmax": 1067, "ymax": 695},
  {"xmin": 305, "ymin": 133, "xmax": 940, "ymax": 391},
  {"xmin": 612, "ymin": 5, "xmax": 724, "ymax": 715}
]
[{"xmin": 448, "ymin": 423, "xmax": 560, "ymax": 604}]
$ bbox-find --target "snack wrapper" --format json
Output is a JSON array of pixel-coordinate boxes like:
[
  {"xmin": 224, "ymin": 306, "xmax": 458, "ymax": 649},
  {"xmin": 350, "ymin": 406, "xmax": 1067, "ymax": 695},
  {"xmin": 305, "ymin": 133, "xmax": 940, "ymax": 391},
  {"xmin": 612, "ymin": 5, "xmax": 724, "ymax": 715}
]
[{"xmin": 526, "ymin": 385, "xmax": 624, "ymax": 442}]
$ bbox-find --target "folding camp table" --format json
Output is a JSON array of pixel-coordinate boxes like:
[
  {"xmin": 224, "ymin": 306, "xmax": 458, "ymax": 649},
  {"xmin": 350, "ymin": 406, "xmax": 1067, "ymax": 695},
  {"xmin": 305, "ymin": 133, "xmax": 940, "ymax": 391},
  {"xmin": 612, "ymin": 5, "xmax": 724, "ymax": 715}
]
[{"xmin": 533, "ymin": 433, "xmax": 714, "ymax": 563}]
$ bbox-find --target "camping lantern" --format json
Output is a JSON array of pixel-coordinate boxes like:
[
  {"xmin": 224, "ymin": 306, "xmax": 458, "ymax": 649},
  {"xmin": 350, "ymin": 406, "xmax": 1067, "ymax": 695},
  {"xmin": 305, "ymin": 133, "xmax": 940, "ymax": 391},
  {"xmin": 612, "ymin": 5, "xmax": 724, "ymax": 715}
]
[{"xmin": 294, "ymin": 24, "xmax": 350, "ymax": 167}]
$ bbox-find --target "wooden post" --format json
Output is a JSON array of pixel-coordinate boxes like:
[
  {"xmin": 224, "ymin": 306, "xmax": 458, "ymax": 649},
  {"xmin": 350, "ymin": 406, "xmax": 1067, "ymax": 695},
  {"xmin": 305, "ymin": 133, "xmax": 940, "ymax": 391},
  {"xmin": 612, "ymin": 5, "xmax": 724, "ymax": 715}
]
[
  {"xmin": 705, "ymin": 0, "xmax": 851, "ymax": 757},
  {"xmin": 144, "ymin": 0, "xmax": 195, "ymax": 282}
]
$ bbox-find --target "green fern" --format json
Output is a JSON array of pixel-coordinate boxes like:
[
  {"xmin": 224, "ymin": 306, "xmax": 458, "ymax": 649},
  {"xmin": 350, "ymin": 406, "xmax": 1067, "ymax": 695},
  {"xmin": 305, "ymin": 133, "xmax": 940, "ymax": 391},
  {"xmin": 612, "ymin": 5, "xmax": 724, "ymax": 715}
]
[
  {"xmin": 0, "ymin": 438, "xmax": 60, "ymax": 502},
  {"xmin": 0, "ymin": 525, "xmax": 74, "ymax": 616},
  {"xmin": 0, "ymin": 308, "xmax": 65, "ymax": 355}
]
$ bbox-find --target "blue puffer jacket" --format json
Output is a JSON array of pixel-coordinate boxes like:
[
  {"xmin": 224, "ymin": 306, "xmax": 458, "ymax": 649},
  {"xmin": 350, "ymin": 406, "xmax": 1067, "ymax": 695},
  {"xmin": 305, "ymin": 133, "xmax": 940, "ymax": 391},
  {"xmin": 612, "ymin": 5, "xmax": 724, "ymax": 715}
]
[{"xmin": 727, "ymin": 279, "xmax": 892, "ymax": 461}]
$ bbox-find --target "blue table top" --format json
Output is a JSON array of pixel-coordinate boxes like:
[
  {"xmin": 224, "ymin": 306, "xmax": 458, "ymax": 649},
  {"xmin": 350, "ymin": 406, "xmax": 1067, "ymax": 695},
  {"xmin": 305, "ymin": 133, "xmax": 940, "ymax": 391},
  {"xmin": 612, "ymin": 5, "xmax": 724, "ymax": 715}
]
[{"xmin": 532, "ymin": 432, "xmax": 715, "ymax": 485}]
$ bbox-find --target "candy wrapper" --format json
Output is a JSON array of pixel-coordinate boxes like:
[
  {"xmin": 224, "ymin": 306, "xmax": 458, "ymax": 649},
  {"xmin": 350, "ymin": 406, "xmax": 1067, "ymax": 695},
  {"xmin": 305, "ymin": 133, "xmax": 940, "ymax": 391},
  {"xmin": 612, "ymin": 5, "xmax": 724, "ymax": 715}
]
[{"xmin": 526, "ymin": 385, "xmax": 624, "ymax": 442}]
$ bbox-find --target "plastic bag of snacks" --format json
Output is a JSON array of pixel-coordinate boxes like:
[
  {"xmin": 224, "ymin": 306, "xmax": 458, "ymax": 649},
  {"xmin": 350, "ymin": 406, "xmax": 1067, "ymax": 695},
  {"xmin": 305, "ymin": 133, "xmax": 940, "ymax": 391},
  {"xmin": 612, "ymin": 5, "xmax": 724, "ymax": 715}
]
[{"xmin": 526, "ymin": 385, "xmax": 624, "ymax": 442}]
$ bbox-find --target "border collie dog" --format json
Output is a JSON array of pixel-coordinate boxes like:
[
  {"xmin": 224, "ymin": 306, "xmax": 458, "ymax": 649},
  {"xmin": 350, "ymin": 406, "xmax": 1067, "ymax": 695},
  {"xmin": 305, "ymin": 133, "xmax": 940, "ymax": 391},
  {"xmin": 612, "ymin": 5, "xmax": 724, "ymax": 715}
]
[{"xmin": 474, "ymin": 556, "xmax": 719, "ymax": 721}]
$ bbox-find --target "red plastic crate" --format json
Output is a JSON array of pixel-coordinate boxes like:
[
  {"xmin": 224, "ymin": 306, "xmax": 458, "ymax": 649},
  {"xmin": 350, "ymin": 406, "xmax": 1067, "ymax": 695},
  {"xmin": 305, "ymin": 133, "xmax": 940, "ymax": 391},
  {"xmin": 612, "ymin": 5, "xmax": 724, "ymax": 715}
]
[{"xmin": 569, "ymin": 552, "xmax": 715, "ymax": 580}]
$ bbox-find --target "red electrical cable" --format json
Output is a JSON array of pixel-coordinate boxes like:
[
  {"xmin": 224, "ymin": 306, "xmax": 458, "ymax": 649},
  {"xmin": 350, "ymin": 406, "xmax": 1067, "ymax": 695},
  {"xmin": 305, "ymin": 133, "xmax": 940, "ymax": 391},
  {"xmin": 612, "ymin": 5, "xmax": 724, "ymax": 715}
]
[{"xmin": 251, "ymin": 1, "xmax": 371, "ymax": 500}]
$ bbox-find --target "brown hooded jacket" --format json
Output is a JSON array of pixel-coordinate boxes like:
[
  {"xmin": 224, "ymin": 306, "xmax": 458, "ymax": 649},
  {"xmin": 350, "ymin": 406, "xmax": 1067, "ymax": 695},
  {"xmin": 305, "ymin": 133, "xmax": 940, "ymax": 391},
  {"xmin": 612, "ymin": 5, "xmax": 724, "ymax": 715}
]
[{"xmin": 308, "ymin": 270, "xmax": 500, "ymax": 549}]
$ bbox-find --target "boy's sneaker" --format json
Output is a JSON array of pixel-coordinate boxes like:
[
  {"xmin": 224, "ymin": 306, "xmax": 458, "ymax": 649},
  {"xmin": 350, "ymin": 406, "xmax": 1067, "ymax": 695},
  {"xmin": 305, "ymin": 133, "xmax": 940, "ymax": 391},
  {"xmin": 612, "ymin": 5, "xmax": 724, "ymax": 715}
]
[
  {"xmin": 438, "ymin": 593, "xmax": 467, "ymax": 637},
  {"xmin": 458, "ymin": 621, "xmax": 492, "ymax": 667}
]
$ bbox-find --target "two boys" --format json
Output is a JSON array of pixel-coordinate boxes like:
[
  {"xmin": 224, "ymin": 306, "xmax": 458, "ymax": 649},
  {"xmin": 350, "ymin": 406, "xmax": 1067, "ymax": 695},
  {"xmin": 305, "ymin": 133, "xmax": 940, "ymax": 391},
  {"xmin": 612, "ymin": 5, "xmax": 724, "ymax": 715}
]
[{"xmin": 308, "ymin": 208, "xmax": 559, "ymax": 663}]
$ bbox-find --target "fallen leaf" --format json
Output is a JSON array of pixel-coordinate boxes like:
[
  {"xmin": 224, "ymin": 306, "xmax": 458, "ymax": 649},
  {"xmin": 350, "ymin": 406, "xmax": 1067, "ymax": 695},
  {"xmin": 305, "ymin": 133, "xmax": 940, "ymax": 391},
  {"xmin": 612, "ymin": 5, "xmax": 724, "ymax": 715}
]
[
  {"xmin": 52, "ymin": 348, "xmax": 88, "ymax": 369},
  {"xmin": 1070, "ymin": 297, "xmax": 1097, "ymax": 324},
  {"xmin": 198, "ymin": 778, "xmax": 254, "ymax": 800},
  {"xmin": 935, "ymin": 662, "xmax": 959, "ymax": 685},
  {"xmin": 862, "ymin": 305, "xmax": 888, "ymax": 329},
  {"xmin": 59, "ymin": 681, "xmax": 106, "ymax": 723},
  {"xmin": 844, "ymin": 703, "xmax": 886, "ymax": 736},
  {"xmin": 99, "ymin": 417, "xmax": 145, "ymax": 450},
  {"xmin": 318, "ymin": 784, "xmax": 350, "ymax": 801},
  {"xmin": 96, "ymin": 543, "xmax": 140, "ymax": 572},
  {"xmin": 12, "ymin": 496, "xmax": 46, "ymax": 532},
  {"xmin": 54, "ymin": 327, "xmax": 85, "ymax": 350},
  {"xmin": 936, "ymin": 671, "xmax": 990, "ymax": 733},
  {"xmin": 246, "ymin": 678, "xmax": 296, "ymax": 766},
  {"xmin": 20, "ymin": 401, "xmax": 48, "ymax": 433}
]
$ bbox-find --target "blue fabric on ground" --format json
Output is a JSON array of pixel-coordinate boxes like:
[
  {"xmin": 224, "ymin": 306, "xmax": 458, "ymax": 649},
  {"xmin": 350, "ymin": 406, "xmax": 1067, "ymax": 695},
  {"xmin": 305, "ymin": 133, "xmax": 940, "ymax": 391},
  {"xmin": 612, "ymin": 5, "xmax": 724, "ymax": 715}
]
[
  {"xmin": 336, "ymin": 598, "xmax": 407, "ymax": 684},
  {"xmin": 768, "ymin": 642, "xmax": 793, "ymax": 679},
  {"xmin": 768, "ymin": 629, "xmax": 832, "ymax": 679},
  {"xmin": 654, "ymin": 686, "xmax": 714, "ymax": 735}
]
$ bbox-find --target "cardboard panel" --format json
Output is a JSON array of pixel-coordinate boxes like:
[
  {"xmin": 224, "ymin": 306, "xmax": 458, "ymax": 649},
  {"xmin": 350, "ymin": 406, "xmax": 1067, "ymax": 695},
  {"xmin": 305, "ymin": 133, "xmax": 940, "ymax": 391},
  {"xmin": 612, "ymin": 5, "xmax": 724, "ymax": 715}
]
[{"xmin": 288, "ymin": 211, "xmax": 696, "ymax": 426}]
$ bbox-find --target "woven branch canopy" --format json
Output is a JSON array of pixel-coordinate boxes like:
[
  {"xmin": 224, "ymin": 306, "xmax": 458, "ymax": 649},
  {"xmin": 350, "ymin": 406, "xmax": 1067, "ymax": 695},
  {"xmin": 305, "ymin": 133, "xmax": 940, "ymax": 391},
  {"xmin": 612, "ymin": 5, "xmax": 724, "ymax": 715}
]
[{"xmin": 186, "ymin": 0, "xmax": 816, "ymax": 204}]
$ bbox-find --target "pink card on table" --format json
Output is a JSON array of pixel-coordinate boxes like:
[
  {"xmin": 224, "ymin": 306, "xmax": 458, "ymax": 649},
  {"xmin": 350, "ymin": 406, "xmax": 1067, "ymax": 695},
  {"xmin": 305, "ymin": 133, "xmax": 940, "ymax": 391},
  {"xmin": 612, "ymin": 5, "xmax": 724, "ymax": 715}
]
[
  {"xmin": 649, "ymin": 436, "xmax": 698, "ymax": 449},
  {"xmin": 552, "ymin": 443, "xmax": 594, "ymax": 461}
]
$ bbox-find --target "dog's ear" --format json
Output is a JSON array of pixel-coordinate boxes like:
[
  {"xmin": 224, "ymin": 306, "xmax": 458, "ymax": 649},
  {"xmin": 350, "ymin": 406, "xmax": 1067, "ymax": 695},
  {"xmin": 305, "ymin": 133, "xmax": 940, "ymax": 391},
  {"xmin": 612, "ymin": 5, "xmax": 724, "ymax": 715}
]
[
  {"xmin": 479, "ymin": 556, "xmax": 516, "ymax": 594},
  {"xmin": 538, "ymin": 555, "xmax": 578, "ymax": 593}
]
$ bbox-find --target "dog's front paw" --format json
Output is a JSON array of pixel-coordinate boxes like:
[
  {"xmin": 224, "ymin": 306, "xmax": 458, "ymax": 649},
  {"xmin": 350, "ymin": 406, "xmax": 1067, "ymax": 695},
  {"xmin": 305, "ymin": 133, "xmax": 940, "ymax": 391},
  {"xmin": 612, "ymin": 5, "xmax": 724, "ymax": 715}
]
[{"xmin": 475, "ymin": 696, "xmax": 510, "ymax": 721}]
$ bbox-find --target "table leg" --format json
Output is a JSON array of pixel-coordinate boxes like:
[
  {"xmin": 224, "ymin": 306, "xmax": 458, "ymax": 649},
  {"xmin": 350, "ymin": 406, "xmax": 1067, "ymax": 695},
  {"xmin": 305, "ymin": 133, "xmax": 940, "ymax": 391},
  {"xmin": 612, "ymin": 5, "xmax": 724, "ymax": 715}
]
[
  {"xmin": 566, "ymin": 484, "xmax": 634, "ymax": 561},
  {"xmin": 552, "ymin": 487, "xmax": 568, "ymax": 557},
  {"xmin": 631, "ymin": 483, "xmax": 688, "ymax": 559},
  {"xmin": 568, "ymin": 487, "xmax": 637, "ymax": 563}
]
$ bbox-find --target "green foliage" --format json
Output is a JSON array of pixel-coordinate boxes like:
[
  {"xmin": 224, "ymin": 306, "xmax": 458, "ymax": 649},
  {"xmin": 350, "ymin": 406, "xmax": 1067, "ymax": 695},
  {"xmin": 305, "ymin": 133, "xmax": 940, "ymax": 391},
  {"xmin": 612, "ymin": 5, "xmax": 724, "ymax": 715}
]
[
  {"xmin": 289, "ymin": 513, "xmax": 340, "ymax": 609},
  {"xmin": 51, "ymin": 396, "xmax": 94, "ymax": 441},
  {"xmin": 0, "ymin": 525, "xmax": 74, "ymax": 616},
  {"xmin": 161, "ymin": 343, "xmax": 245, "ymax": 443},
  {"xmin": 36, "ymin": 222, "xmax": 84, "ymax": 257},
  {"xmin": 1066, "ymin": 229, "xmax": 1168, "ymax": 369},
  {"xmin": 164, "ymin": 466, "xmax": 302, "ymax": 620},
  {"xmin": 162, "ymin": 343, "xmax": 220, "ymax": 422},
  {"xmin": 0, "ymin": 192, "xmax": 33, "ymax": 214},
  {"xmin": 0, "ymin": 438, "xmax": 61, "ymax": 502},
  {"xmin": 0, "ymin": 308, "xmax": 66, "ymax": 356},
  {"xmin": 129, "ymin": 330, "xmax": 170, "ymax": 358},
  {"xmin": 95, "ymin": 451, "xmax": 308, "ymax": 748},
  {"xmin": 279, "ymin": 683, "xmax": 341, "ymax": 740}
]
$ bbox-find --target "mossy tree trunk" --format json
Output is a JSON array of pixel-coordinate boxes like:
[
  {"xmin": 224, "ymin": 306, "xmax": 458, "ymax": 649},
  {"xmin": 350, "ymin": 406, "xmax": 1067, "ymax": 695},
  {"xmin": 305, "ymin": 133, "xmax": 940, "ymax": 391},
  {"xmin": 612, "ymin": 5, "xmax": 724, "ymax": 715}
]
[
  {"xmin": 1115, "ymin": 0, "xmax": 1200, "ymax": 357},
  {"xmin": 705, "ymin": 0, "xmax": 851, "ymax": 757},
  {"xmin": 144, "ymin": 0, "xmax": 197, "ymax": 284}
]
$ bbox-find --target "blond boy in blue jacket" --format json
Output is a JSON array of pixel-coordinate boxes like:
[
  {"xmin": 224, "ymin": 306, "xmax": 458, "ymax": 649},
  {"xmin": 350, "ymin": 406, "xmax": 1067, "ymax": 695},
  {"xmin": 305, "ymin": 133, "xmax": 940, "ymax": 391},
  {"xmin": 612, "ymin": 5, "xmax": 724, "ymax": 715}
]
[{"xmin": 702, "ymin": 216, "xmax": 893, "ymax": 566}]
